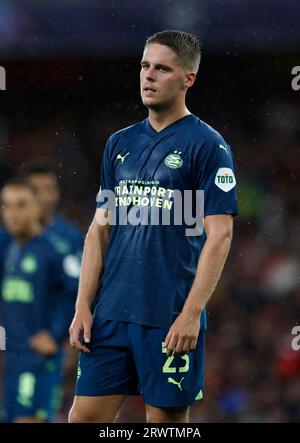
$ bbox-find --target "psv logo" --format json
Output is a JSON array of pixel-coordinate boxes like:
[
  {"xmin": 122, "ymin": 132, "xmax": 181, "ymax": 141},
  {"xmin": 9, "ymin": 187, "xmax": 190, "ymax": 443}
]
[{"xmin": 164, "ymin": 151, "xmax": 183, "ymax": 169}]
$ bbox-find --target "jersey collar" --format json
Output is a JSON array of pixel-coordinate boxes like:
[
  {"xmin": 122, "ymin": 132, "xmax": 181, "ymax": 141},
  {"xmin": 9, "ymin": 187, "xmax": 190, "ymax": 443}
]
[{"xmin": 144, "ymin": 113, "xmax": 194, "ymax": 137}]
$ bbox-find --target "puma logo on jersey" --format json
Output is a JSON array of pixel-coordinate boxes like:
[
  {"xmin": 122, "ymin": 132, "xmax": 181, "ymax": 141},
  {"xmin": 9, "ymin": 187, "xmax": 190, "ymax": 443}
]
[
  {"xmin": 219, "ymin": 144, "xmax": 228, "ymax": 155},
  {"xmin": 116, "ymin": 152, "xmax": 130, "ymax": 164},
  {"xmin": 168, "ymin": 377, "xmax": 184, "ymax": 391}
]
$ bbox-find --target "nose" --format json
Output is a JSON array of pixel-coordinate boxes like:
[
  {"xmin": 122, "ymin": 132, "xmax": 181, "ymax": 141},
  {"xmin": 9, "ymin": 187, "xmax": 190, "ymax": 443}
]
[{"xmin": 145, "ymin": 66, "xmax": 155, "ymax": 82}]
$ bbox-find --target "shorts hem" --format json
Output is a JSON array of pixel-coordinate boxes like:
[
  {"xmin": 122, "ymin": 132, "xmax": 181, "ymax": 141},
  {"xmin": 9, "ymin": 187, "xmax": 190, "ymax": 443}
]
[
  {"xmin": 75, "ymin": 388, "xmax": 140, "ymax": 397},
  {"xmin": 143, "ymin": 397, "xmax": 199, "ymax": 408}
]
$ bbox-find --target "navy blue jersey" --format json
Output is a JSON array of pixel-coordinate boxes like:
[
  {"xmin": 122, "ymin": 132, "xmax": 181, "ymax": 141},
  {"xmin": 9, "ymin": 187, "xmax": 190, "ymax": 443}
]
[
  {"xmin": 96, "ymin": 114, "xmax": 238, "ymax": 328},
  {"xmin": 44, "ymin": 215, "xmax": 83, "ymax": 258},
  {"xmin": 1, "ymin": 215, "xmax": 83, "ymax": 261},
  {"xmin": 0, "ymin": 215, "xmax": 83, "ymax": 295},
  {"xmin": 0, "ymin": 228, "xmax": 11, "ymax": 330},
  {"xmin": 0, "ymin": 234, "xmax": 76, "ymax": 357},
  {"xmin": 0, "ymin": 228, "xmax": 11, "ymax": 282},
  {"xmin": 43, "ymin": 215, "xmax": 83, "ymax": 294}
]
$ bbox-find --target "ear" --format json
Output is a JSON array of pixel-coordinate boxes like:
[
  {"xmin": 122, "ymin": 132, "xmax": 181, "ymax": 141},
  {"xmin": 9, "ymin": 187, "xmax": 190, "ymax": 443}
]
[{"xmin": 183, "ymin": 72, "xmax": 196, "ymax": 89}]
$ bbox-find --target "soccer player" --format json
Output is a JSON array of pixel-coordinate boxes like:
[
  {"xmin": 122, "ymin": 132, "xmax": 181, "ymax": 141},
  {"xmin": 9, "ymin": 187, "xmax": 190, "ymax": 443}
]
[
  {"xmin": 0, "ymin": 164, "xmax": 82, "ymax": 289},
  {"xmin": 25, "ymin": 164, "xmax": 83, "ymax": 270},
  {"xmin": 69, "ymin": 30, "xmax": 238, "ymax": 423},
  {"xmin": 0, "ymin": 179, "xmax": 76, "ymax": 422}
]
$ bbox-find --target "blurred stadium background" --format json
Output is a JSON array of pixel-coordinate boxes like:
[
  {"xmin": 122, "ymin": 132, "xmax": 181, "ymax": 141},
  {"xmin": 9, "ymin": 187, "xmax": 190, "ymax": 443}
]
[{"xmin": 0, "ymin": 0, "xmax": 300, "ymax": 423}]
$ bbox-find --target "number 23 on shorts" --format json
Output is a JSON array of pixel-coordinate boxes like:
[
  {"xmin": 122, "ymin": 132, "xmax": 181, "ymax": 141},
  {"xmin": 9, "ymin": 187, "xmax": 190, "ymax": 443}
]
[{"xmin": 161, "ymin": 342, "xmax": 190, "ymax": 373}]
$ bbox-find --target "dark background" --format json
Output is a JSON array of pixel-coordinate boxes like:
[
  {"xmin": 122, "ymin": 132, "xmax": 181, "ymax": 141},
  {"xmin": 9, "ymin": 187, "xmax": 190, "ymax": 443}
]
[{"xmin": 0, "ymin": 0, "xmax": 300, "ymax": 423}]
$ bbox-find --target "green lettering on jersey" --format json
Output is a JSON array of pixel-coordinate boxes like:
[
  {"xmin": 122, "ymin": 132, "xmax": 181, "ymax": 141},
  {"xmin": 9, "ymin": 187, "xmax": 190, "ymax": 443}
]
[
  {"xmin": 17, "ymin": 372, "xmax": 36, "ymax": 408},
  {"xmin": 21, "ymin": 254, "xmax": 38, "ymax": 273},
  {"xmin": 1, "ymin": 277, "xmax": 34, "ymax": 303}
]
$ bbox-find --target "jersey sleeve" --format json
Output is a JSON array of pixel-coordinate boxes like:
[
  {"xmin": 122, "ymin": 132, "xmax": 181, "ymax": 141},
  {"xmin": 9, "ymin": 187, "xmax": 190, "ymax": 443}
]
[
  {"xmin": 68, "ymin": 225, "xmax": 84, "ymax": 267},
  {"xmin": 195, "ymin": 133, "xmax": 238, "ymax": 217},
  {"xmin": 96, "ymin": 136, "xmax": 115, "ymax": 209}
]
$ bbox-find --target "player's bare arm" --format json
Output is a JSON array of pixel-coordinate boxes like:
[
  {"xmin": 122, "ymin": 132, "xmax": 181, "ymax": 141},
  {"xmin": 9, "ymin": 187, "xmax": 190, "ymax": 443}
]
[
  {"xmin": 69, "ymin": 208, "xmax": 111, "ymax": 352},
  {"xmin": 28, "ymin": 330, "xmax": 59, "ymax": 355},
  {"xmin": 164, "ymin": 214, "xmax": 233, "ymax": 356}
]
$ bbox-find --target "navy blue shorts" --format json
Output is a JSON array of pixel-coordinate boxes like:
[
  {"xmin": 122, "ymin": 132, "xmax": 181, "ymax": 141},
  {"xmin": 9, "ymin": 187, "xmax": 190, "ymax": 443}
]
[
  {"xmin": 3, "ymin": 353, "xmax": 63, "ymax": 422},
  {"xmin": 75, "ymin": 316, "xmax": 205, "ymax": 408}
]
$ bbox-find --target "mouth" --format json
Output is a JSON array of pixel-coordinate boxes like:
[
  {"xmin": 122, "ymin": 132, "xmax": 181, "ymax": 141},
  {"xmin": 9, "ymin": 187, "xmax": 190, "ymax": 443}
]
[{"xmin": 143, "ymin": 86, "xmax": 157, "ymax": 93}]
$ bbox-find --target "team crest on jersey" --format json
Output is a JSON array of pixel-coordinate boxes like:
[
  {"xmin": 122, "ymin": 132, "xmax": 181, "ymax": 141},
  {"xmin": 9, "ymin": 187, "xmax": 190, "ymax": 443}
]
[
  {"xmin": 21, "ymin": 254, "xmax": 38, "ymax": 273},
  {"xmin": 54, "ymin": 239, "xmax": 71, "ymax": 254},
  {"xmin": 215, "ymin": 167, "xmax": 236, "ymax": 192},
  {"xmin": 164, "ymin": 151, "xmax": 183, "ymax": 169}
]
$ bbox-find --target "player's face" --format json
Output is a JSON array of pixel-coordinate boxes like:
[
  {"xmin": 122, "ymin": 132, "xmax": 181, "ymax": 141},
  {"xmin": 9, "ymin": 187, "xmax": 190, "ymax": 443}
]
[
  {"xmin": 1, "ymin": 186, "xmax": 40, "ymax": 237},
  {"xmin": 27, "ymin": 173, "xmax": 60, "ymax": 216},
  {"xmin": 140, "ymin": 43, "xmax": 190, "ymax": 111}
]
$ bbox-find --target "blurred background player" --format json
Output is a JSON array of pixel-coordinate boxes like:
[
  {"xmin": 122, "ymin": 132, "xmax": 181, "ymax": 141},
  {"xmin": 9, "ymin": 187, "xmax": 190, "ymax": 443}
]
[
  {"xmin": 25, "ymin": 164, "xmax": 83, "ymax": 268},
  {"xmin": 0, "ymin": 178, "xmax": 77, "ymax": 422},
  {"xmin": 0, "ymin": 164, "xmax": 83, "ymax": 279},
  {"xmin": 0, "ymin": 164, "xmax": 82, "ymax": 298},
  {"xmin": 0, "ymin": 165, "xmax": 83, "ymax": 420},
  {"xmin": 24, "ymin": 164, "xmax": 84, "ymax": 413}
]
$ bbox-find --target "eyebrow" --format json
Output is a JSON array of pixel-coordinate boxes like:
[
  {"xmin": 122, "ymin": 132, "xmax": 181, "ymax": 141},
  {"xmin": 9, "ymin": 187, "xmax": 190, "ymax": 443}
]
[{"xmin": 140, "ymin": 61, "xmax": 173, "ymax": 71}]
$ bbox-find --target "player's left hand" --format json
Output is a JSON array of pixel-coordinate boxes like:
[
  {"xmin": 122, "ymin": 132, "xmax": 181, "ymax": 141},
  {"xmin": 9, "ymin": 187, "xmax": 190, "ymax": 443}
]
[
  {"xmin": 163, "ymin": 312, "xmax": 200, "ymax": 356},
  {"xmin": 28, "ymin": 330, "xmax": 59, "ymax": 356}
]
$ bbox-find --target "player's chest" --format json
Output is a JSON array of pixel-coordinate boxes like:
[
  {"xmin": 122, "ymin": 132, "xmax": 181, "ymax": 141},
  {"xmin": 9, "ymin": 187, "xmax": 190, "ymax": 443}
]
[
  {"xmin": 112, "ymin": 138, "xmax": 196, "ymax": 189},
  {"xmin": 4, "ymin": 247, "xmax": 47, "ymax": 282}
]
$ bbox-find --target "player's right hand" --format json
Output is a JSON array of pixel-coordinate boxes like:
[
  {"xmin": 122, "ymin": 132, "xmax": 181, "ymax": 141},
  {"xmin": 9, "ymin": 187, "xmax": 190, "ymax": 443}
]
[
  {"xmin": 29, "ymin": 330, "xmax": 59, "ymax": 356},
  {"xmin": 69, "ymin": 306, "xmax": 93, "ymax": 353}
]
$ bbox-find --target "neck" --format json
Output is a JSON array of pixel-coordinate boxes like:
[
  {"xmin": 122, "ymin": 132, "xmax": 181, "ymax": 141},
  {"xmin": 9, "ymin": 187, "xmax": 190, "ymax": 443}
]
[
  {"xmin": 15, "ymin": 223, "xmax": 42, "ymax": 245},
  {"xmin": 41, "ymin": 210, "xmax": 54, "ymax": 227},
  {"xmin": 148, "ymin": 102, "xmax": 190, "ymax": 132}
]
